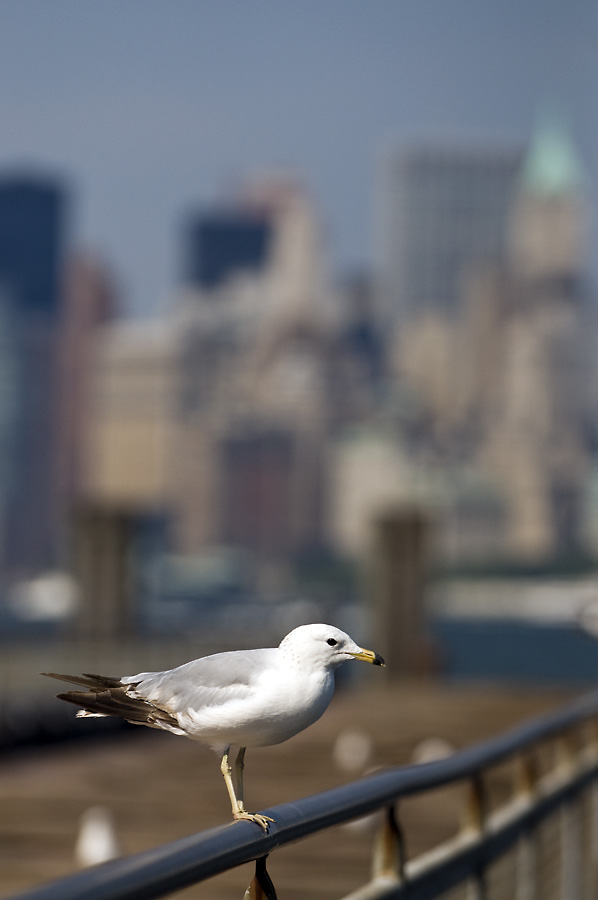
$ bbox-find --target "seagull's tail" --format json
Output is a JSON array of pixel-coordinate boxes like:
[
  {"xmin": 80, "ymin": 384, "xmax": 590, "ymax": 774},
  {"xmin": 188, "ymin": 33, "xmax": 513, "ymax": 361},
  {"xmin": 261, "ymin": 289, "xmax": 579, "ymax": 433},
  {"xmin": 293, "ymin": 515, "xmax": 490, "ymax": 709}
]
[{"xmin": 41, "ymin": 672, "xmax": 182, "ymax": 732}]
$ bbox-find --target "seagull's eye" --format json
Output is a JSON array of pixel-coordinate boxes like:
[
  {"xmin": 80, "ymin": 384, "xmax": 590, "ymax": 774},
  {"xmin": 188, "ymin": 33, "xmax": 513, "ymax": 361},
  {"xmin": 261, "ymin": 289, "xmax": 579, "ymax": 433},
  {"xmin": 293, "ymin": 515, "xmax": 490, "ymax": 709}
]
[{"xmin": 326, "ymin": 638, "xmax": 338, "ymax": 646}]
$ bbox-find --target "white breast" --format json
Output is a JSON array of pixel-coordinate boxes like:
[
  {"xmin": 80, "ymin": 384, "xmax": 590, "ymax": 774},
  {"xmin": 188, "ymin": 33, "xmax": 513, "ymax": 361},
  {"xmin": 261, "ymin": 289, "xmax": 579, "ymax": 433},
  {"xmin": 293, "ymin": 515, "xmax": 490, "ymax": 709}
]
[{"xmin": 177, "ymin": 666, "xmax": 335, "ymax": 749}]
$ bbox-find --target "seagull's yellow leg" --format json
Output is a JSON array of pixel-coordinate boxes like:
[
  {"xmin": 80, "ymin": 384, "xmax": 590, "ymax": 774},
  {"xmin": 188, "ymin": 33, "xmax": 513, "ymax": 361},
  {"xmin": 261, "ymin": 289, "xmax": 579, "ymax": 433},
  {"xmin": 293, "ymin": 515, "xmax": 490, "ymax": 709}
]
[
  {"xmin": 220, "ymin": 747, "xmax": 240, "ymax": 814},
  {"xmin": 219, "ymin": 747, "xmax": 274, "ymax": 832}
]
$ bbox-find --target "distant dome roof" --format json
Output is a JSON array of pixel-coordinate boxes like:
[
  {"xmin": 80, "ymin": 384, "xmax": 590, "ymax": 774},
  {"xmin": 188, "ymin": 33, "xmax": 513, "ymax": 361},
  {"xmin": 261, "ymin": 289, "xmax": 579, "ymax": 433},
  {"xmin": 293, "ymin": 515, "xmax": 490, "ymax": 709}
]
[{"xmin": 521, "ymin": 109, "xmax": 585, "ymax": 197}]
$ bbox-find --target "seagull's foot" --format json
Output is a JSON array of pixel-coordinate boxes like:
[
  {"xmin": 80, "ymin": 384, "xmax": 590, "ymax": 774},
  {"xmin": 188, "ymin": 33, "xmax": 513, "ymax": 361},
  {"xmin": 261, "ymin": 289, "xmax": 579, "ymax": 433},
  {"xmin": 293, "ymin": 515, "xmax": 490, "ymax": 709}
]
[{"xmin": 233, "ymin": 810, "xmax": 275, "ymax": 832}]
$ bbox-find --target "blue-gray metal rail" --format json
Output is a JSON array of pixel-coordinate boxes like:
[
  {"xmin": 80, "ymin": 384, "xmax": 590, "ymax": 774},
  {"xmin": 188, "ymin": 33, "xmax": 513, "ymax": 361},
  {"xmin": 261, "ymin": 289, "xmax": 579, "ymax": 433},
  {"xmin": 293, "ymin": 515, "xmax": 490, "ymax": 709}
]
[{"xmin": 8, "ymin": 690, "xmax": 598, "ymax": 900}]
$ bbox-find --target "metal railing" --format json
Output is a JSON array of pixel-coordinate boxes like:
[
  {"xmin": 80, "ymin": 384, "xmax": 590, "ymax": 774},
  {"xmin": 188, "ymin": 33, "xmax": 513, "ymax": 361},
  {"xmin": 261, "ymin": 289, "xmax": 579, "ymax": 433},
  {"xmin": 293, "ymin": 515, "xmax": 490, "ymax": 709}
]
[{"xmin": 8, "ymin": 689, "xmax": 598, "ymax": 900}]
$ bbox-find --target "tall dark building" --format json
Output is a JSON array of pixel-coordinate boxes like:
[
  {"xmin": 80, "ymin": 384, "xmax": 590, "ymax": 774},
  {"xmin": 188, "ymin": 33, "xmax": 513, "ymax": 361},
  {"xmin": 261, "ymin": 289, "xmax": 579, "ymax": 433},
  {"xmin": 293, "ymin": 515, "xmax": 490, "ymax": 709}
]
[
  {"xmin": 0, "ymin": 176, "xmax": 67, "ymax": 572},
  {"xmin": 0, "ymin": 179, "xmax": 64, "ymax": 319},
  {"xmin": 184, "ymin": 210, "xmax": 272, "ymax": 290}
]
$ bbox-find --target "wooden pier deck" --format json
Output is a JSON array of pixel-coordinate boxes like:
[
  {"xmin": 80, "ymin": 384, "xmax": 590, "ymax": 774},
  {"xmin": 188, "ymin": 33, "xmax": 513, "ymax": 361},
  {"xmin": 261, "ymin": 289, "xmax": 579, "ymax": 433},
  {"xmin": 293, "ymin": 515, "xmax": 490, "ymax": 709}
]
[{"xmin": 0, "ymin": 681, "xmax": 576, "ymax": 899}]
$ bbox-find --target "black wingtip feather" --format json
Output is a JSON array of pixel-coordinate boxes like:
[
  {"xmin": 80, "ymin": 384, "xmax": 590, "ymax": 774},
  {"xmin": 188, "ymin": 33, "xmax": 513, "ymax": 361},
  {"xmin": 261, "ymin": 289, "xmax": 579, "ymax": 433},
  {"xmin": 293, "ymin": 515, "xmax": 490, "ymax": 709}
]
[{"xmin": 47, "ymin": 676, "xmax": 180, "ymax": 732}]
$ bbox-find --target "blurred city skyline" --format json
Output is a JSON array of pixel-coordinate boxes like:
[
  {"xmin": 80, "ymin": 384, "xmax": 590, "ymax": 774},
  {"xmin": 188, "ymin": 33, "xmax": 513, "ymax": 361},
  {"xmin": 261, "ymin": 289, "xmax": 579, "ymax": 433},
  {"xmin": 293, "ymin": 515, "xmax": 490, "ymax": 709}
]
[{"xmin": 0, "ymin": 0, "xmax": 595, "ymax": 315}]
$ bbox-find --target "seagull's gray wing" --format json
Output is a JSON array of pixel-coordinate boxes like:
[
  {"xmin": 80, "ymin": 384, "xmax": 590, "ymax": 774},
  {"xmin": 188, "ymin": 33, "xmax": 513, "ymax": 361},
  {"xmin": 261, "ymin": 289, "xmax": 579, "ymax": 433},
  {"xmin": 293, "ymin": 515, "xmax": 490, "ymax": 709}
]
[{"xmin": 123, "ymin": 647, "xmax": 278, "ymax": 714}]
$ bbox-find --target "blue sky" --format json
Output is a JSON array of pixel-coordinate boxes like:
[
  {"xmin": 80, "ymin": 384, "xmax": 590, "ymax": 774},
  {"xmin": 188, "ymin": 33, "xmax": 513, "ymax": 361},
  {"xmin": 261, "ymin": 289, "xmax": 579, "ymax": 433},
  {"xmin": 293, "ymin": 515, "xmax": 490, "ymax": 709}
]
[{"xmin": 0, "ymin": 1, "xmax": 595, "ymax": 314}]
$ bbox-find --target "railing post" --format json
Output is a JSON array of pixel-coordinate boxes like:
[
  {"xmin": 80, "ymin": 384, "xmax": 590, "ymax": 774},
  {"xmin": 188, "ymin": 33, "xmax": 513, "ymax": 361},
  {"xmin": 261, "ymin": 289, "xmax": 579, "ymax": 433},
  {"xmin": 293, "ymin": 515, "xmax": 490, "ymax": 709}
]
[
  {"xmin": 556, "ymin": 732, "xmax": 582, "ymax": 900},
  {"xmin": 243, "ymin": 856, "xmax": 277, "ymax": 900},
  {"xmin": 514, "ymin": 753, "xmax": 539, "ymax": 900},
  {"xmin": 462, "ymin": 775, "xmax": 488, "ymax": 900},
  {"xmin": 589, "ymin": 718, "xmax": 598, "ymax": 900},
  {"xmin": 371, "ymin": 804, "xmax": 405, "ymax": 884}
]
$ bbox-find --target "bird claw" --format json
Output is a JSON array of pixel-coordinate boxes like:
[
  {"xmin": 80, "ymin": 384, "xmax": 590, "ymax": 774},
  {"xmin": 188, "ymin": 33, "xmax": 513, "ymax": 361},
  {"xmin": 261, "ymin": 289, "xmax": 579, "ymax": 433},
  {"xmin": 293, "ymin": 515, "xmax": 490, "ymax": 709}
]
[{"xmin": 233, "ymin": 810, "xmax": 275, "ymax": 832}]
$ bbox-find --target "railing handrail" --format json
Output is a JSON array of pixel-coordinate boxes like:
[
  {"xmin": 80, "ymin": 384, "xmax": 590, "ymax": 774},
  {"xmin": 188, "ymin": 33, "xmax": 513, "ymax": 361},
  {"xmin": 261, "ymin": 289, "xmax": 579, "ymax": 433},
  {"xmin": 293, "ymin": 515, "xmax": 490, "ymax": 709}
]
[{"xmin": 8, "ymin": 688, "xmax": 598, "ymax": 900}]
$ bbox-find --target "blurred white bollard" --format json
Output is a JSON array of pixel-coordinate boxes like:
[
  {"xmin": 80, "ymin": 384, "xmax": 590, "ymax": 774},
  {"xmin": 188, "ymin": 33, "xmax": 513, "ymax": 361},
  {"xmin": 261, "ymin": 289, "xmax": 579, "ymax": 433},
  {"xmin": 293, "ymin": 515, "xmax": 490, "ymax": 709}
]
[
  {"xmin": 75, "ymin": 805, "xmax": 121, "ymax": 868},
  {"xmin": 334, "ymin": 729, "xmax": 379, "ymax": 833},
  {"xmin": 411, "ymin": 737, "xmax": 454, "ymax": 764},
  {"xmin": 333, "ymin": 728, "xmax": 374, "ymax": 774}
]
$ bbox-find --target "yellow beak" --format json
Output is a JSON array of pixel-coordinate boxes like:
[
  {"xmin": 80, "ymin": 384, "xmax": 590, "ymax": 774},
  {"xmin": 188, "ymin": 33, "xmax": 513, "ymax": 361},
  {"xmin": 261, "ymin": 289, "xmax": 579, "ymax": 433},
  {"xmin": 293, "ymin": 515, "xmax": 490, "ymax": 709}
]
[{"xmin": 351, "ymin": 647, "xmax": 385, "ymax": 667}]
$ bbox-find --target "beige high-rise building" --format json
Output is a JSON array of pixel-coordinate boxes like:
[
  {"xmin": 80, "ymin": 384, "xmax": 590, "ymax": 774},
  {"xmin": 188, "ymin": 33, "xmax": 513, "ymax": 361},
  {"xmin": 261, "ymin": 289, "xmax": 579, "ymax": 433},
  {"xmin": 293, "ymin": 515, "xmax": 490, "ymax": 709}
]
[
  {"xmin": 374, "ymin": 116, "xmax": 590, "ymax": 566},
  {"xmin": 488, "ymin": 114, "xmax": 587, "ymax": 559},
  {"xmin": 81, "ymin": 320, "xmax": 180, "ymax": 510}
]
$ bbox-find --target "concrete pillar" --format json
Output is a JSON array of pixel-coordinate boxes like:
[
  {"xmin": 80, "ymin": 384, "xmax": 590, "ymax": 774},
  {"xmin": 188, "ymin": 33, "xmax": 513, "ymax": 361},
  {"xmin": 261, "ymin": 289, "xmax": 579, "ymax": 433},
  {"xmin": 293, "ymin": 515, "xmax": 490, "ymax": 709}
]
[
  {"xmin": 70, "ymin": 505, "xmax": 135, "ymax": 639},
  {"xmin": 369, "ymin": 508, "xmax": 429, "ymax": 678}
]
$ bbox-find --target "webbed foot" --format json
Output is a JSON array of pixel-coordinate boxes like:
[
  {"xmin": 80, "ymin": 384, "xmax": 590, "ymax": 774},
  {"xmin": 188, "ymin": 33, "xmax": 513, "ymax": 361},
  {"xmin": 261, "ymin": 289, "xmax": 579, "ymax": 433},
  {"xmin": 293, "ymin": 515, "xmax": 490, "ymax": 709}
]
[{"xmin": 233, "ymin": 810, "xmax": 275, "ymax": 832}]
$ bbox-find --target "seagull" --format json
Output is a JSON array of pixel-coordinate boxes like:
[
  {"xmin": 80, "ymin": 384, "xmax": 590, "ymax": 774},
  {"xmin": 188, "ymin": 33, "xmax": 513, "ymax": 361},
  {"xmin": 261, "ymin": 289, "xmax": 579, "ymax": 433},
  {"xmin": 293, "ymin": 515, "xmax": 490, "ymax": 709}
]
[{"xmin": 43, "ymin": 623, "xmax": 384, "ymax": 831}]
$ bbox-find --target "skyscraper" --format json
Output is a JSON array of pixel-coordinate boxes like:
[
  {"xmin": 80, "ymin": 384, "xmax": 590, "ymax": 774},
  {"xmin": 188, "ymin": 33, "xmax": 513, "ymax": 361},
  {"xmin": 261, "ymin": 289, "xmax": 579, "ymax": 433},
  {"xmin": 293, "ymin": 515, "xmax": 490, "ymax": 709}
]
[
  {"xmin": 494, "ymin": 113, "xmax": 588, "ymax": 558},
  {"xmin": 0, "ymin": 178, "xmax": 65, "ymax": 319},
  {"xmin": 184, "ymin": 209, "xmax": 272, "ymax": 291},
  {"xmin": 378, "ymin": 143, "xmax": 522, "ymax": 325},
  {"xmin": 55, "ymin": 253, "xmax": 117, "ymax": 507},
  {"xmin": 0, "ymin": 175, "xmax": 67, "ymax": 571}
]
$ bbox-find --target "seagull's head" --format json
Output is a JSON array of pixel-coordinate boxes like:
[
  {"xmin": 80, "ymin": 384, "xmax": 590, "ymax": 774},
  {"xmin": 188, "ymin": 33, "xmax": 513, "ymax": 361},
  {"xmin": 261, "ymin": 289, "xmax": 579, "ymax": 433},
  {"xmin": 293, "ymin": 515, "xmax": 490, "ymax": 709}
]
[{"xmin": 279, "ymin": 623, "xmax": 385, "ymax": 670}]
